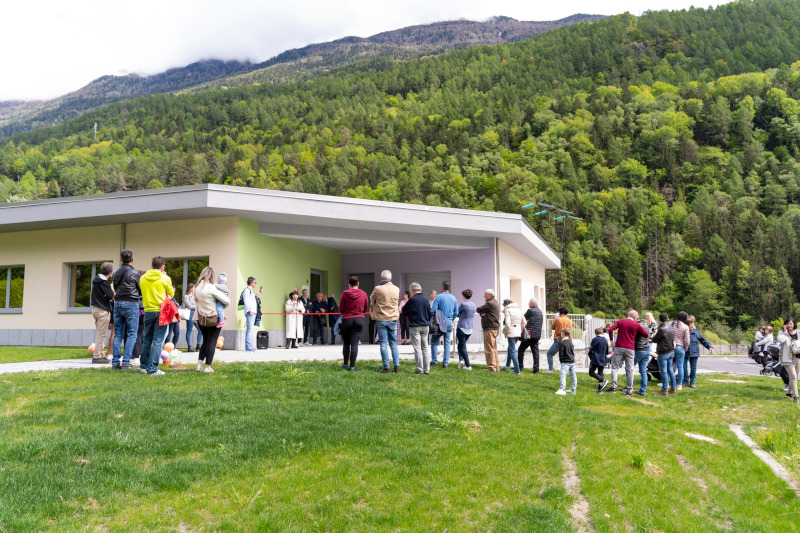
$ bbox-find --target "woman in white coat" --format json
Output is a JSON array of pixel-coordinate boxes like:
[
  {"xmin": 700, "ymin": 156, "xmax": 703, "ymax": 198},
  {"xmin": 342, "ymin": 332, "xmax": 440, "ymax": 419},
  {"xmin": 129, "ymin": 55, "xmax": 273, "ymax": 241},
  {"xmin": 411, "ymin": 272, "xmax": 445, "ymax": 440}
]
[
  {"xmin": 502, "ymin": 299, "xmax": 524, "ymax": 375},
  {"xmin": 284, "ymin": 291, "xmax": 305, "ymax": 349}
]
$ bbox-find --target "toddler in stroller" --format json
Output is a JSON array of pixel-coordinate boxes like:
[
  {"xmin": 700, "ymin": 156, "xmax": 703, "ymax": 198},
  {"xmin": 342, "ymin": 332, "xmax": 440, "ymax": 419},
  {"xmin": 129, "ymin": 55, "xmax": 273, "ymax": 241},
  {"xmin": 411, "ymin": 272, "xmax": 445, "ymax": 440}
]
[
  {"xmin": 647, "ymin": 354, "xmax": 676, "ymax": 383},
  {"xmin": 760, "ymin": 343, "xmax": 790, "ymax": 391}
]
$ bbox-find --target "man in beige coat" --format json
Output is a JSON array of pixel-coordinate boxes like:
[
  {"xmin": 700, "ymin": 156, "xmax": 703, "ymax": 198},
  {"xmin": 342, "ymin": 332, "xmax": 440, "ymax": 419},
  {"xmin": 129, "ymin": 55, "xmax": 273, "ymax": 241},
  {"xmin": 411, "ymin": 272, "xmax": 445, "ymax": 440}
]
[{"xmin": 370, "ymin": 270, "xmax": 401, "ymax": 373}]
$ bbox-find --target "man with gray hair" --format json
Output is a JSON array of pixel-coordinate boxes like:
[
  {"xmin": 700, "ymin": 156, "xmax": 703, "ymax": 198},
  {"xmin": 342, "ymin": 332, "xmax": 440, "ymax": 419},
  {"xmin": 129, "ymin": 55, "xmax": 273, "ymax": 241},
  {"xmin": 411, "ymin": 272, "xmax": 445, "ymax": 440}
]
[
  {"xmin": 475, "ymin": 288, "xmax": 501, "ymax": 371},
  {"xmin": 518, "ymin": 297, "xmax": 544, "ymax": 373},
  {"xmin": 401, "ymin": 282, "xmax": 432, "ymax": 374},
  {"xmin": 370, "ymin": 270, "xmax": 401, "ymax": 373}
]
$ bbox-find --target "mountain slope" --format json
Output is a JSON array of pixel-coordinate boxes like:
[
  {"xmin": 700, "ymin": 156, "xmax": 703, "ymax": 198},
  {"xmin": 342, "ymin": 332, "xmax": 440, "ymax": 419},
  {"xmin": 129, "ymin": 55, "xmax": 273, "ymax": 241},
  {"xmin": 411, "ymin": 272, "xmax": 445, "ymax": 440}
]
[
  {"xmin": 183, "ymin": 14, "xmax": 605, "ymax": 93},
  {"xmin": 0, "ymin": 14, "xmax": 604, "ymax": 138}
]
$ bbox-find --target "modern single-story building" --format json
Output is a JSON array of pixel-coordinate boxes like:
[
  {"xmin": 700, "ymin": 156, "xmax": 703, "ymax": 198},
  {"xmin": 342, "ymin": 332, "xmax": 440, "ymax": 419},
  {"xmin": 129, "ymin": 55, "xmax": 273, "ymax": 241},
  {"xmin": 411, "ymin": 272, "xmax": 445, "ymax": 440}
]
[{"xmin": 0, "ymin": 184, "xmax": 560, "ymax": 349}]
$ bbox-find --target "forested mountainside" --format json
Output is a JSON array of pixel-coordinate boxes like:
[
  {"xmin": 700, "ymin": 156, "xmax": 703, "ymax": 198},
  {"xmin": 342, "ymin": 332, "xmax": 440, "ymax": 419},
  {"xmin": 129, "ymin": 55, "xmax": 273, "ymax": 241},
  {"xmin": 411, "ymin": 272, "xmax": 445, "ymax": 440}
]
[
  {"xmin": 3, "ymin": 0, "xmax": 800, "ymax": 339},
  {"xmin": 0, "ymin": 15, "xmax": 603, "ymax": 139}
]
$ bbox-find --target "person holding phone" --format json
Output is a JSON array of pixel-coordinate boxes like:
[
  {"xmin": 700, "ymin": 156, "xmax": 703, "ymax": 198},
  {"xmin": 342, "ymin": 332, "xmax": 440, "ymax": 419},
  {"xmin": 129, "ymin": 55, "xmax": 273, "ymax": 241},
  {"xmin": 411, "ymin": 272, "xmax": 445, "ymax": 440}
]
[{"xmin": 242, "ymin": 276, "xmax": 262, "ymax": 352}]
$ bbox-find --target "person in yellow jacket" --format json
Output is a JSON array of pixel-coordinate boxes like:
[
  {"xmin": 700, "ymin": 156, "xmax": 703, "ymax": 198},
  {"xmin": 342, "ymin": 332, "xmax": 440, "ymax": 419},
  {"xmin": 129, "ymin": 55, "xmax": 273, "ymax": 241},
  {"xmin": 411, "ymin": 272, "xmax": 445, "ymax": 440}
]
[{"xmin": 138, "ymin": 256, "xmax": 175, "ymax": 376}]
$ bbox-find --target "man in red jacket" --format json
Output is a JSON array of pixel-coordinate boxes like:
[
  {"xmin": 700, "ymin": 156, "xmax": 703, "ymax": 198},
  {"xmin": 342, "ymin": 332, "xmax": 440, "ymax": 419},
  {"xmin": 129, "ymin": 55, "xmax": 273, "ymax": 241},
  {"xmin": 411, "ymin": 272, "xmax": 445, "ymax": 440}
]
[{"xmin": 606, "ymin": 309, "xmax": 650, "ymax": 396}]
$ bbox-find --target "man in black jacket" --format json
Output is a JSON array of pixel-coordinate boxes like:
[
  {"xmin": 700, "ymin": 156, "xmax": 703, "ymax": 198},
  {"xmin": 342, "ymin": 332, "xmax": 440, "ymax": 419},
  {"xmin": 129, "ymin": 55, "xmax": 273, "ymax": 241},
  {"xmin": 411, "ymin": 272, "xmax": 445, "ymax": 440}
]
[
  {"xmin": 651, "ymin": 312, "xmax": 677, "ymax": 395},
  {"xmin": 91, "ymin": 262, "xmax": 115, "ymax": 364},
  {"xmin": 517, "ymin": 297, "xmax": 543, "ymax": 374},
  {"xmin": 111, "ymin": 249, "xmax": 141, "ymax": 370},
  {"xmin": 401, "ymin": 282, "xmax": 432, "ymax": 374}
]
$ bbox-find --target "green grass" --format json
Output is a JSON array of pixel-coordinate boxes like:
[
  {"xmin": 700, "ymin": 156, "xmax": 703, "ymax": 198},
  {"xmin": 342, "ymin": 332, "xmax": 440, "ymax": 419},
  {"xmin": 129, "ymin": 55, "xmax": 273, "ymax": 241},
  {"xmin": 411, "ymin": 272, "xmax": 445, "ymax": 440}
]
[
  {"xmin": 0, "ymin": 346, "xmax": 88, "ymax": 364},
  {"xmin": 1, "ymin": 360, "xmax": 799, "ymax": 532}
]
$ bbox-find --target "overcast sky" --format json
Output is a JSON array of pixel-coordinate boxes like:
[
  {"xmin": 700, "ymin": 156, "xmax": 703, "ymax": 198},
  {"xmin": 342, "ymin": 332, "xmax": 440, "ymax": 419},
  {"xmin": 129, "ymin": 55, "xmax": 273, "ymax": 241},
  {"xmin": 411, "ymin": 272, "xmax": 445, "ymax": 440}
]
[{"xmin": 2, "ymin": 0, "xmax": 729, "ymax": 101}]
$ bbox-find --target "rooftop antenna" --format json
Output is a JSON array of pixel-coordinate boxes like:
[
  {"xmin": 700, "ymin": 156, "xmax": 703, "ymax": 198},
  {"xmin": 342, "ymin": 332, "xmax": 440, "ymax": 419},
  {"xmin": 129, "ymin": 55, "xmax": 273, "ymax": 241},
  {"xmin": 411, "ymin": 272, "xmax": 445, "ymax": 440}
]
[{"xmin": 93, "ymin": 123, "xmax": 97, "ymax": 140}]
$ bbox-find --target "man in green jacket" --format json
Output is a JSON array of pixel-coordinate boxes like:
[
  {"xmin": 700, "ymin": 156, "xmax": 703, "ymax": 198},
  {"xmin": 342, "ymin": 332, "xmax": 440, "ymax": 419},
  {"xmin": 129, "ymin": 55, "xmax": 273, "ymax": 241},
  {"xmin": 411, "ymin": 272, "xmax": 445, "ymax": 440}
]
[{"xmin": 138, "ymin": 256, "xmax": 175, "ymax": 376}]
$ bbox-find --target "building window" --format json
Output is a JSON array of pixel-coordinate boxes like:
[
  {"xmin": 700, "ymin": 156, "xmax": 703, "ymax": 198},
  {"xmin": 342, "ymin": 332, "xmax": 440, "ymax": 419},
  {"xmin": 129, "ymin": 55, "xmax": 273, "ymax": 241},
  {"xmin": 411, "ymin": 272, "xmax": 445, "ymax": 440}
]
[
  {"xmin": 68, "ymin": 262, "xmax": 110, "ymax": 310},
  {"xmin": 165, "ymin": 258, "xmax": 209, "ymax": 305},
  {"xmin": 0, "ymin": 266, "xmax": 24, "ymax": 311}
]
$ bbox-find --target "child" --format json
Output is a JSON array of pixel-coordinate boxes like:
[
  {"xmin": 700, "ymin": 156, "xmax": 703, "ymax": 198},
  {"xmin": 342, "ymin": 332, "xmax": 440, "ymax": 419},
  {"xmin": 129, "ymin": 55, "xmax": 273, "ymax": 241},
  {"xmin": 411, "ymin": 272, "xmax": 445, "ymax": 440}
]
[
  {"xmin": 588, "ymin": 327, "xmax": 610, "ymax": 392},
  {"xmin": 214, "ymin": 272, "xmax": 230, "ymax": 328},
  {"xmin": 555, "ymin": 327, "xmax": 577, "ymax": 395}
]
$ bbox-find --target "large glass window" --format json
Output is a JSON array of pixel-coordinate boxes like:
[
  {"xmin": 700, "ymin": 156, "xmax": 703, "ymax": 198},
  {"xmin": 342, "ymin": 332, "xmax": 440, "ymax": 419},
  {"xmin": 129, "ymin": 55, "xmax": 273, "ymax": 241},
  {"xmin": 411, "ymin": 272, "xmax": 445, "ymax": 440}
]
[
  {"xmin": 0, "ymin": 266, "xmax": 24, "ymax": 310},
  {"xmin": 166, "ymin": 258, "xmax": 209, "ymax": 305},
  {"xmin": 68, "ymin": 262, "xmax": 110, "ymax": 309}
]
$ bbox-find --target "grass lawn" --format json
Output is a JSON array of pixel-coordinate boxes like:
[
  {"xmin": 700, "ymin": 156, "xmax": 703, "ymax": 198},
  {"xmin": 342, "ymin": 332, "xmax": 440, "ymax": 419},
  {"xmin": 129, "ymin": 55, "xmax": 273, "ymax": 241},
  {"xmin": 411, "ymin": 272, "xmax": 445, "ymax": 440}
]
[
  {"xmin": 1, "ymin": 360, "xmax": 799, "ymax": 532},
  {"xmin": 0, "ymin": 346, "xmax": 89, "ymax": 365}
]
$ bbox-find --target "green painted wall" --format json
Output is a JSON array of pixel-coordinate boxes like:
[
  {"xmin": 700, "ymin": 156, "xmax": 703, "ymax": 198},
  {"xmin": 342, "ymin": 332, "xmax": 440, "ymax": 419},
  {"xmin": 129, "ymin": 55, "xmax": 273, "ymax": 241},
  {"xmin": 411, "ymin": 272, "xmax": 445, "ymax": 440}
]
[{"xmin": 236, "ymin": 218, "xmax": 341, "ymax": 331}]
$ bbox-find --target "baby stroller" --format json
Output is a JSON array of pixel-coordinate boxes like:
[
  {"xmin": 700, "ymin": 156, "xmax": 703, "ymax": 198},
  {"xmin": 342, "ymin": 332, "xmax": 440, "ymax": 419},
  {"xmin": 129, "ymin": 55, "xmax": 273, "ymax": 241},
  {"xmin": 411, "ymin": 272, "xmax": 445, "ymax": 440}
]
[
  {"xmin": 760, "ymin": 347, "xmax": 789, "ymax": 386},
  {"xmin": 647, "ymin": 355, "xmax": 676, "ymax": 383}
]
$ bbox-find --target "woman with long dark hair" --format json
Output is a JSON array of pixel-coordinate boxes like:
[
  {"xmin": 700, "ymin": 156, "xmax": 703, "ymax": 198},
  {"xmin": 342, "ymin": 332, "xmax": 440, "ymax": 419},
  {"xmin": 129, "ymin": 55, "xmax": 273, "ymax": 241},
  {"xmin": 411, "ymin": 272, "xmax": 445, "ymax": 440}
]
[
  {"xmin": 671, "ymin": 311, "xmax": 690, "ymax": 391},
  {"xmin": 778, "ymin": 317, "xmax": 800, "ymax": 404},
  {"xmin": 338, "ymin": 276, "xmax": 369, "ymax": 371}
]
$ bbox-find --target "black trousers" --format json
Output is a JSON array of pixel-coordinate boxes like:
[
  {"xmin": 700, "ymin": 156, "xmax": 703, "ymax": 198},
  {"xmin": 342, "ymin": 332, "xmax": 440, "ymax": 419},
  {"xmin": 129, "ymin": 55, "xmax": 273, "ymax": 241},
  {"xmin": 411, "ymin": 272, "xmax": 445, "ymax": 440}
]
[
  {"xmin": 517, "ymin": 338, "xmax": 540, "ymax": 372},
  {"xmin": 340, "ymin": 317, "xmax": 364, "ymax": 367},
  {"xmin": 589, "ymin": 363, "xmax": 605, "ymax": 383},
  {"xmin": 197, "ymin": 325, "xmax": 222, "ymax": 365},
  {"xmin": 399, "ymin": 315, "xmax": 410, "ymax": 340}
]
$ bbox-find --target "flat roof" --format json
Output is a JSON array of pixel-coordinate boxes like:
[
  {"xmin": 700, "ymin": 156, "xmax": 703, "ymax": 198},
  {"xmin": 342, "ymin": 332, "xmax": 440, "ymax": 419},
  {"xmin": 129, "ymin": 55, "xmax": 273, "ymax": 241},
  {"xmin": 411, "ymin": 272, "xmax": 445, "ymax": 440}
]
[{"xmin": 0, "ymin": 184, "xmax": 561, "ymax": 269}]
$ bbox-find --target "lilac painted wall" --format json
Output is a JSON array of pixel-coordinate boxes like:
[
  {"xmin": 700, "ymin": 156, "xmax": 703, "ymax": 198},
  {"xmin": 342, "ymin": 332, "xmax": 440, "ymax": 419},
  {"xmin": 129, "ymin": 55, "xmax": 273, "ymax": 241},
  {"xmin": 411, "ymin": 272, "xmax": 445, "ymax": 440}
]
[{"xmin": 341, "ymin": 245, "xmax": 496, "ymax": 301}]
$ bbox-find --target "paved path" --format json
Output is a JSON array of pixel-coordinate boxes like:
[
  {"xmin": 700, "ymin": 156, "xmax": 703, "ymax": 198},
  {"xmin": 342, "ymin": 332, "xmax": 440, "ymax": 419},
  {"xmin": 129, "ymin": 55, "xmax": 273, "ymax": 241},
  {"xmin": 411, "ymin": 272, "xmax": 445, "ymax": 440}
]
[{"xmin": 0, "ymin": 347, "xmax": 768, "ymax": 376}]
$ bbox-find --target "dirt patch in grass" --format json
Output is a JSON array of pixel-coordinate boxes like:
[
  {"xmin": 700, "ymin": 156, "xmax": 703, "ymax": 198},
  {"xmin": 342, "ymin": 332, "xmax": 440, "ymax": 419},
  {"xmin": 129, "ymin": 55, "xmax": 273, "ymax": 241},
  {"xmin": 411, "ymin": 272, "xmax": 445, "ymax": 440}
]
[
  {"xmin": 677, "ymin": 454, "xmax": 709, "ymax": 495},
  {"xmin": 563, "ymin": 443, "xmax": 594, "ymax": 533}
]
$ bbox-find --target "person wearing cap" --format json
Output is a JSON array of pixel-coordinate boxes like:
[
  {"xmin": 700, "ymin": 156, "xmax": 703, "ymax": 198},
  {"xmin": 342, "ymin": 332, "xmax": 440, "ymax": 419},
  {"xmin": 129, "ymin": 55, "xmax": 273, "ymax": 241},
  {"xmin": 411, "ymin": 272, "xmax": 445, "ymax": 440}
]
[{"xmin": 338, "ymin": 276, "xmax": 369, "ymax": 371}]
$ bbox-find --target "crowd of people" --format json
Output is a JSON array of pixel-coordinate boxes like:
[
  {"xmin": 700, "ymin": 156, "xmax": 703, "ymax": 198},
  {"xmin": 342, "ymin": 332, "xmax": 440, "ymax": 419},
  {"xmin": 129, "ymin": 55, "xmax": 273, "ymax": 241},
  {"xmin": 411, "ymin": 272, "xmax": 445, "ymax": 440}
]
[{"xmin": 88, "ymin": 251, "xmax": 799, "ymax": 402}]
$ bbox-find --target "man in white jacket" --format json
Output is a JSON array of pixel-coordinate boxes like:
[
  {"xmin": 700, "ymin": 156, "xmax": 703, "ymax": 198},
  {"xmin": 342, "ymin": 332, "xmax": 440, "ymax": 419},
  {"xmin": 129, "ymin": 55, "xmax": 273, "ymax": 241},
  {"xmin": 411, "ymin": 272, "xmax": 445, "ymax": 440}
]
[{"xmin": 242, "ymin": 276, "xmax": 260, "ymax": 352}]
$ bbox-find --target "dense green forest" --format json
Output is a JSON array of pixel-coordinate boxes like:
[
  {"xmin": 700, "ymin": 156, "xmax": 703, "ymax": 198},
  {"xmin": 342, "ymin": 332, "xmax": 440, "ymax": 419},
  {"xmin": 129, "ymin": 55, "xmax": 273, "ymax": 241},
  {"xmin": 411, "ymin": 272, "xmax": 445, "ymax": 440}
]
[{"xmin": 3, "ymin": 0, "xmax": 800, "ymax": 340}]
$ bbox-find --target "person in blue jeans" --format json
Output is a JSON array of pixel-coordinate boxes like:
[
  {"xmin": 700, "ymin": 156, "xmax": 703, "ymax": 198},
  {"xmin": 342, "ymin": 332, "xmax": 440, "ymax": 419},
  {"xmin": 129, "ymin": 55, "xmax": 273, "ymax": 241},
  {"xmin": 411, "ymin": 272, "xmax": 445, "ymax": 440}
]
[
  {"xmin": 111, "ymin": 249, "xmax": 142, "ymax": 370},
  {"xmin": 456, "ymin": 289, "xmax": 476, "ymax": 370},
  {"xmin": 634, "ymin": 314, "xmax": 652, "ymax": 395},
  {"xmin": 671, "ymin": 311, "xmax": 691, "ymax": 391},
  {"xmin": 651, "ymin": 312, "xmax": 677, "ymax": 395},
  {"xmin": 430, "ymin": 281, "xmax": 458, "ymax": 368},
  {"xmin": 686, "ymin": 315, "xmax": 713, "ymax": 388},
  {"xmin": 369, "ymin": 270, "xmax": 401, "ymax": 372},
  {"xmin": 555, "ymin": 328, "xmax": 577, "ymax": 395}
]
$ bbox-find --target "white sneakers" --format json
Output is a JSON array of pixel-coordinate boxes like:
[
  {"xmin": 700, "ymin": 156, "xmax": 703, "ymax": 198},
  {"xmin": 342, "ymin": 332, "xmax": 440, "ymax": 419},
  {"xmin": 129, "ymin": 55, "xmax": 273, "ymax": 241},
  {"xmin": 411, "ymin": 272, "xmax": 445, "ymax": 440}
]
[
  {"xmin": 150, "ymin": 370, "xmax": 165, "ymax": 376},
  {"xmin": 459, "ymin": 361, "xmax": 465, "ymax": 369},
  {"xmin": 204, "ymin": 367, "xmax": 215, "ymax": 373},
  {"xmin": 676, "ymin": 385, "xmax": 683, "ymax": 391},
  {"xmin": 464, "ymin": 366, "xmax": 472, "ymax": 371},
  {"xmin": 555, "ymin": 389, "xmax": 567, "ymax": 395},
  {"xmin": 196, "ymin": 363, "xmax": 203, "ymax": 371}
]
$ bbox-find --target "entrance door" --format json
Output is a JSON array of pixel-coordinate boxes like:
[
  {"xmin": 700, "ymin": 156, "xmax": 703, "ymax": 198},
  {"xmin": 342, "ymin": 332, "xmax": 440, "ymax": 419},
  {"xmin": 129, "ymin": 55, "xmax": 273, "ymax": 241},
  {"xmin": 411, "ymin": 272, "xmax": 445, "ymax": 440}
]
[
  {"xmin": 310, "ymin": 270, "xmax": 323, "ymax": 297},
  {"xmin": 349, "ymin": 272, "xmax": 375, "ymax": 343}
]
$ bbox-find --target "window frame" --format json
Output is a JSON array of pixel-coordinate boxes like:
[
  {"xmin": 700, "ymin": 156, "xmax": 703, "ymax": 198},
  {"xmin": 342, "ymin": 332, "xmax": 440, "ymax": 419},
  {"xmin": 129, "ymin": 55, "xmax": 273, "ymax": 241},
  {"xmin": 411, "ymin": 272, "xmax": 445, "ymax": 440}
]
[
  {"xmin": 0, "ymin": 265, "xmax": 24, "ymax": 314},
  {"xmin": 165, "ymin": 257, "xmax": 210, "ymax": 305},
  {"xmin": 65, "ymin": 261, "xmax": 110, "ymax": 313}
]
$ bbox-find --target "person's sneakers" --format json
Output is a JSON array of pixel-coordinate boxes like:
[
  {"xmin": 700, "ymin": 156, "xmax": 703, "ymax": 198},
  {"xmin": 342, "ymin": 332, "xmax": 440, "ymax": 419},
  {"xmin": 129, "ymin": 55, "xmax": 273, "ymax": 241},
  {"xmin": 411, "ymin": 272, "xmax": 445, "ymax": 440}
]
[
  {"xmin": 567, "ymin": 389, "xmax": 576, "ymax": 394},
  {"xmin": 607, "ymin": 387, "xmax": 617, "ymax": 393},
  {"xmin": 431, "ymin": 362, "xmax": 438, "ymax": 366},
  {"xmin": 92, "ymin": 357, "xmax": 111, "ymax": 364},
  {"xmin": 341, "ymin": 364, "xmax": 349, "ymax": 369},
  {"xmin": 795, "ymin": 396, "xmax": 799, "ymax": 404},
  {"xmin": 196, "ymin": 345, "xmax": 202, "ymax": 352},
  {"xmin": 596, "ymin": 384, "xmax": 603, "ymax": 393},
  {"xmin": 655, "ymin": 390, "xmax": 668, "ymax": 396},
  {"xmin": 138, "ymin": 368, "xmax": 148, "ymax": 374},
  {"xmin": 414, "ymin": 369, "xmax": 424, "ymax": 374},
  {"xmin": 545, "ymin": 370, "xmax": 554, "ymax": 374},
  {"xmin": 442, "ymin": 364, "xmax": 448, "ymax": 369},
  {"xmin": 204, "ymin": 367, "xmax": 214, "ymax": 373},
  {"xmin": 676, "ymin": 385, "xmax": 683, "ymax": 391},
  {"xmin": 599, "ymin": 380, "xmax": 609, "ymax": 392},
  {"xmin": 121, "ymin": 364, "xmax": 133, "ymax": 370},
  {"xmin": 532, "ymin": 370, "xmax": 539, "ymax": 374},
  {"xmin": 459, "ymin": 361, "xmax": 465, "ymax": 369},
  {"xmin": 555, "ymin": 388, "xmax": 567, "ymax": 396},
  {"xmin": 464, "ymin": 366, "xmax": 472, "ymax": 371},
  {"xmin": 149, "ymin": 370, "xmax": 165, "ymax": 376},
  {"xmin": 513, "ymin": 371, "xmax": 521, "ymax": 375},
  {"xmin": 186, "ymin": 347, "xmax": 195, "ymax": 353},
  {"xmin": 216, "ymin": 321, "xmax": 226, "ymax": 328},
  {"xmin": 112, "ymin": 364, "xmax": 122, "ymax": 370},
  {"xmin": 196, "ymin": 363, "xmax": 203, "ymax": 371},
  {"xmin": 787, "ymin": 393, "xmax": 793, "ymax": 398},
  {"xmin": 689, "ymin": 384, "xmax": 696, "ymax": 388},
  {"xmin": 784, "ymin": 384, "xmax": 790, "ymax": 392},
  {"xmin": 348, "ymin": 366, "xmax": 357, "ymax": 372},
  {"xmin": 379, "ymin": 368, "xmax": 391, "ymax": 373},
  {"xmin": 668, "ymin": 388, "xmax": 676, "ymax": 394},
  {"xmin": 625, "ymin": 389, "xmax": 632, "ymax": 397},
  {"xmin": 502, "ymin": 366, "xmax": 511, "ymax": 372},
  {"xmin": 634, "ymin": 390, "xmax": 646, "ymax": 396},
  {"xmin": 393, "ymin": 366, "xmax": 400, "ymax": 373}
]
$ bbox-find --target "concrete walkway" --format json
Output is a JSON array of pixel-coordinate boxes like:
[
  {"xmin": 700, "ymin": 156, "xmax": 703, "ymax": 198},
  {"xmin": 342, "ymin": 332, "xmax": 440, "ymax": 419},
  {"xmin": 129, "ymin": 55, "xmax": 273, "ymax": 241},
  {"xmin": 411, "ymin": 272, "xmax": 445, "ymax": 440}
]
[{"xmin": 0, "ymin": 347, "xmax": 768, "ymax": 376}]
